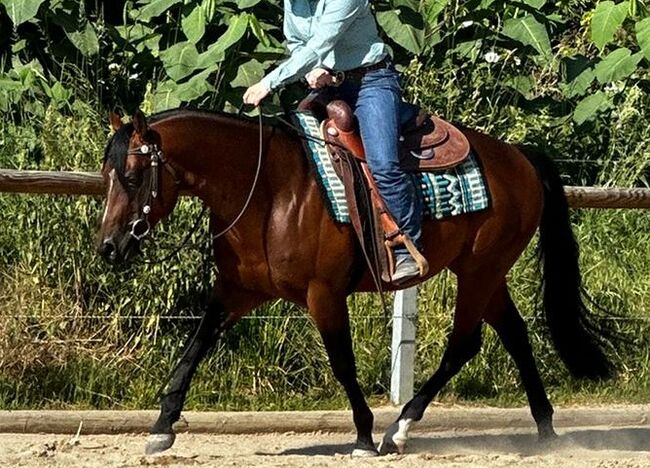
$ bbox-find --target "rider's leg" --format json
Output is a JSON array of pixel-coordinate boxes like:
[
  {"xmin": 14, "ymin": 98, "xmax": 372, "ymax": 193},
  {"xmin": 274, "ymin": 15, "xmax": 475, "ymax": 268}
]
[{"xmin": 354, "ymin": 65, "xmax": 423, "ymax": 282}]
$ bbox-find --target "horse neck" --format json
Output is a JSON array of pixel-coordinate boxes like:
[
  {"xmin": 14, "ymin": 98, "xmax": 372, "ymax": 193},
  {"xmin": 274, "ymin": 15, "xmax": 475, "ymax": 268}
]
[{"xmin": 151, "ymin": 112, "xmax": 279, "ymax": 225}]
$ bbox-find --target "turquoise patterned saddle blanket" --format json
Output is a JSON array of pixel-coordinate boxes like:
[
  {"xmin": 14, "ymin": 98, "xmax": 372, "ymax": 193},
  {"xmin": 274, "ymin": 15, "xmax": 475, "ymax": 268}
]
[{"xmin": 292, "ymin": 112, "xmax": 490, "ymax": 224}]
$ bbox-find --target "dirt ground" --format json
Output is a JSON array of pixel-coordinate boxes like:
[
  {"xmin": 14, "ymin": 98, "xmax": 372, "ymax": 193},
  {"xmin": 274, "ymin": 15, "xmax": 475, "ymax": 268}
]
[{"xmin": 1, "ymin": 425, "xmax": 649, "ymax": 467}]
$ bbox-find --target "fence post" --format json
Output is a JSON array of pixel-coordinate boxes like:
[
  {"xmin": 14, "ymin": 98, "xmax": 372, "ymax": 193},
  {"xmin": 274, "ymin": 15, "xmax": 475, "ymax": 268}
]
[{"xmin": 390, "ymin": 286, "xmax": 418, "ymax": 405}]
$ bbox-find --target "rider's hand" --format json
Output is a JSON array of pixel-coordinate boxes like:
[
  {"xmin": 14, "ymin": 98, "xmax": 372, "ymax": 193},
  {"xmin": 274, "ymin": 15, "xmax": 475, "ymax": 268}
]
[
  {"xmin": 243, "ymin": 82, "xmax": 271, "ymax": 107},
  {"xmin": 305, "ymin": 68, "xmax": 334, "ymax": 89}
]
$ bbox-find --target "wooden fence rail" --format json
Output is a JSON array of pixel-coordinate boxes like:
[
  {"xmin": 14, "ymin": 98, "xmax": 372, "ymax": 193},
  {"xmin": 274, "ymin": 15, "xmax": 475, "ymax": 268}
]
[{"xmin": 1, "ymin": 169, "xmax": 650, "ymax": 208}]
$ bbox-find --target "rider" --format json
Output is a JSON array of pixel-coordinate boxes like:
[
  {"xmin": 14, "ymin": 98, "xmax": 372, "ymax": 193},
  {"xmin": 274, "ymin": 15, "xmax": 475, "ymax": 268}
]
[{"xmin": 243, "ymin": 0, "xmax": 422, "ymax": 284}]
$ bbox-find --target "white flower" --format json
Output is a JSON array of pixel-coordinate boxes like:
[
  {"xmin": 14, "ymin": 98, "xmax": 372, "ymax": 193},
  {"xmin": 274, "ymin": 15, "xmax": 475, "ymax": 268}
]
[
  {"xmin": 461, "ymin": 20, "xmax": 474, "ymax": 28},
  {"xmin": 108, "ymin": 63, "xmax": 119, "ymax": 71},
  {"xmin": 484, "ymin": 51, "xmax": 500, "ymax": 63},
  {"xmin": 604, "ymin": 81, "xmax": 623, "ymax": 93},
  {"xmin": 513, "ymin": 56, "xmax": 521, "ymax": 66},
  {"xmin": 128, "ymin": 73, "xmax": 140, "ymax": 80}
]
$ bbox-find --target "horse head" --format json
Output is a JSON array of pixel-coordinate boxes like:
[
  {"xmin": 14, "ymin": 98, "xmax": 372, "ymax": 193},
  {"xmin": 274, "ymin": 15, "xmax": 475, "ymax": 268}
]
[{"xmin": 97, "ymin": 110, "xmax": 180, "ymax": 264}]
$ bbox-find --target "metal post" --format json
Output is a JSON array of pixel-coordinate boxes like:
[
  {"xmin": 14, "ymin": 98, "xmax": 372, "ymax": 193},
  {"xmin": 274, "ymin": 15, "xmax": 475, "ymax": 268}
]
[{"xmin": 390, "ymin": 287, "xmax": 418, "ymax": 405}]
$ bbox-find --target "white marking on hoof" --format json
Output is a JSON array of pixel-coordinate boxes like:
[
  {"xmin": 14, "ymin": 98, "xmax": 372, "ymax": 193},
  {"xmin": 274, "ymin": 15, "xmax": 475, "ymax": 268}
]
[
  {"xmin": 144, "ymin": 433, "xmax": 176, "ymax": 455},
  {"xmin": 392, "ymin": 418, "xmax": 414, "ymax": 454},
  {"xmin": 351, "ymin": 448, "xmax": 379, "ymax": 458}
]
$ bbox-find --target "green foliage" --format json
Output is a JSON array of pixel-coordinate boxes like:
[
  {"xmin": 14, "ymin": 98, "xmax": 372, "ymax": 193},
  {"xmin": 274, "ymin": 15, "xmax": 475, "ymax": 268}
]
[
  {"xmin": 502, "ymin": 15, "xmax": 552, "ymax": 59},
  {"xmin": 0, "ymin": 0, "xmax": 427, "ymax": 113},
  {"xmin": 376, "ymin": 2, "xmax": 425, "ymax": 54},
  {"xmin": 573, "ymin": 91, "xmax": 612, "ymax": 124},
  {"xmin": 0, "ymin": 0, "xmax": 45, "ymax": 26},
  {"xmin": 591, "ymin": 1, "xmax": 629, "ymax": 50}
]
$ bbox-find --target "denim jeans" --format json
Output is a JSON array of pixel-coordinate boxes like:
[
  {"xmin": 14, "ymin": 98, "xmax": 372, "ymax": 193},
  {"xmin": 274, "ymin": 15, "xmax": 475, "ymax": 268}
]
[{"xmin": 318, "ymin": 63, "xmax": 422, "ymax": 252}]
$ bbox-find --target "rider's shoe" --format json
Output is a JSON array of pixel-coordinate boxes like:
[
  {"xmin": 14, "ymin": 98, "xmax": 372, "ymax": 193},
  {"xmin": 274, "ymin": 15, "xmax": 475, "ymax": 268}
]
[{"xmin": 391, "ymin": 253, "xmax": 420, "ymax": 285}]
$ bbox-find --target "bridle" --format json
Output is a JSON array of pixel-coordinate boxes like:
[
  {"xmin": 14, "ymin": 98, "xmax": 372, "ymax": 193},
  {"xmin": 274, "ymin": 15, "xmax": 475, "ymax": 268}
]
[
  {"xmin": 126, "ymin": 141, "xmax": 170, "ymax": 242},
  {"xmin": 120, "ymin": 112, "xmax": 265, "ymax": 262}
]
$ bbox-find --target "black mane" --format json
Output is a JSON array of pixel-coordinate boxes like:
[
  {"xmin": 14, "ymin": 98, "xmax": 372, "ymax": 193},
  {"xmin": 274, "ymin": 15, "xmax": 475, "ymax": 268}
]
[{"xmin": 103, "ymin": 122, "xmax": 133, "ymax": 178}]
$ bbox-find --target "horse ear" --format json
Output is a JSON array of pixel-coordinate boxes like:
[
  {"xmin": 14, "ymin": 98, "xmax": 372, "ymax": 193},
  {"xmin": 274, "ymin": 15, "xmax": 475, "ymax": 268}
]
[
  {"xmin": 133, "ymin": 109, "xmax": 148, "ymax": 136},
  {"xmin": 109, "ymin": 112, "xmax": 123, "ymax": 131}
]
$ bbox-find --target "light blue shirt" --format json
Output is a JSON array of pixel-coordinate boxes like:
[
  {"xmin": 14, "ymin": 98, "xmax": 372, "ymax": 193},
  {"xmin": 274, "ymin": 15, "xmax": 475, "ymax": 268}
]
[{"xmin": 260, "ymin": 0, "xmax": 388, "ymax": 91}]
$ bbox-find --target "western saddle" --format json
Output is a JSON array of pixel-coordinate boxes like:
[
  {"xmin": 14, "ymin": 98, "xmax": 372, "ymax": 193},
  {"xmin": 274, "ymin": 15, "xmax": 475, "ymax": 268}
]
[{"xmin": 298, "ymin": 95, "xmax": 471, "ymax": 286}]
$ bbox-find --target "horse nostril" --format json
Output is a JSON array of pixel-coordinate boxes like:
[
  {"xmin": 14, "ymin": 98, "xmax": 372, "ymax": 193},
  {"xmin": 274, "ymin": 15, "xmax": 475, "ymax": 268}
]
[{"xmin": 99, "ymin": 238, "xmax": 116, "ymax": 258}]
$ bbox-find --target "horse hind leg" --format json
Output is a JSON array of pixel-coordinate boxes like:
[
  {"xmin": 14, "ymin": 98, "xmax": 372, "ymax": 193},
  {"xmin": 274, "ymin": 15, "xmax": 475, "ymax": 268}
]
[
  {"xmin": 379, "ymin": 272, "xmax": 496, "ymax": 455},
  {"xmin": 484, "ymin": 283, "xmax": 557, "ymax": 441},
  {"xmin": 307, "ymin": 283, "xmax": 377, "ymax": 457}
]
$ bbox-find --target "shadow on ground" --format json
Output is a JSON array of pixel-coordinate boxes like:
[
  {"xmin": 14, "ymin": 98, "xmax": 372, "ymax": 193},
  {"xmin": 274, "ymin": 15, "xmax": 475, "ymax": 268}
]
[{"xmin": 272, "ymin": 427, "xmax": 650, "ymax": 457}]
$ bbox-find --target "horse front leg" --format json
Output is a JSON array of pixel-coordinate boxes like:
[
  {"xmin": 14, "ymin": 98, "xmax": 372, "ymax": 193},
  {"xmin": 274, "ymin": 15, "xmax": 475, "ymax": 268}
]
[
  {"xmin": 307, "ymin": 283, "xmax": 377, "ymax": 457},
  {"xmin": 146, "ymin": 289, "xmax": 262, "ymax": 455},
  {"xmin": 145, "ymin": 297, "xmax": 226, "ymax": 454}
]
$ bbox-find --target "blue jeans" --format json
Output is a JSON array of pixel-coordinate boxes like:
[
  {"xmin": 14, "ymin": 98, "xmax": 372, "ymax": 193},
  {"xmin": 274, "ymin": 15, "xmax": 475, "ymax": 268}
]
[{"xmin": 321, "ymin": 63, "xmax": 422, "ymax": 252}]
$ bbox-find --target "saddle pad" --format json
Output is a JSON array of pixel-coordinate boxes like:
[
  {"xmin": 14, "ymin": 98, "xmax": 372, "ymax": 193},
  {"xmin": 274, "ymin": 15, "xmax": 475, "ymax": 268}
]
[{"xmin": 292, "ymin": 112, "xmax": 490, "ymax": 224}]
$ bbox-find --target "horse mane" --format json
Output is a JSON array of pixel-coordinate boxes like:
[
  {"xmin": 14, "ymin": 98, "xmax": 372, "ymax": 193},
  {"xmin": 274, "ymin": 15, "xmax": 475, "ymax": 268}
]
[
  {"xmin": 103, "ymin": 107, "xmax": 281, "ymax": 175},
  {"xmin": 147, "ymin": 106, "xmax": 279, "ymax": 130}
]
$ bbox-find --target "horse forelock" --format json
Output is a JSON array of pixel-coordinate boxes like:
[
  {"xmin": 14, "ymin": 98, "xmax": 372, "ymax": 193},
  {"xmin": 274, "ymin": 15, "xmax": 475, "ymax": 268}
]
[{"xmin": 103, "ymin": 123, "xmax": 134, "ymax": 179}]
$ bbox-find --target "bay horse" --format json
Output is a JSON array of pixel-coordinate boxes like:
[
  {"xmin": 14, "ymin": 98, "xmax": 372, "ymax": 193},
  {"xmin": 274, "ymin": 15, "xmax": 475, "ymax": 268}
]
[{"xmin": 97, "ymin": 108, "xmax": 614, "ymax": 456}]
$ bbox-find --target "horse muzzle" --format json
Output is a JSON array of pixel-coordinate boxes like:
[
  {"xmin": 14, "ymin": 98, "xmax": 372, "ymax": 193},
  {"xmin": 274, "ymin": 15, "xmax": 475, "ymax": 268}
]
[
  {"xmin": 98, "ymin": 237, "xmax": 119, "ymax": 263},
  {"xmin": 98, "ymin": 234, "xmax": 141, "ymax": 265}
]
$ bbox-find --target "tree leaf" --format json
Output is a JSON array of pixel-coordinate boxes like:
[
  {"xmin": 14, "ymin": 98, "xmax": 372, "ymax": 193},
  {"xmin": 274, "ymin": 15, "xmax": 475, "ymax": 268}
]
[
  {"xmin": 231, "ymin": 59, "xmax": 264, "ymax": 88},
  {"xmin": 502, "ymin": 15, "xmax": 551, "ymax": 59},
  {"xmin": 249, "ymin": 14, "xmax": 270, "ymax": 47},
  {"xmin": 0, "ymin": 0, "xmax": 45, "ymax": 26},
  {"xmin": 201, "ymin": 0, "xmax": 217, "ymax": 23},
  {"xmin": 521, "ymin": 0, "xmax": 546, "ymax": 8},
  {"xmin": 590, "ymin": 1, "xmax": 628, "ymax": 50},
  {"xmin": 594, "ymin": 47, "xmax": 643, "ymax": 83},
  {"xmin": 505, "ymin": 75, "xmax": 535, "ymax": 99},
  {"xmin": 424, "ymin": 0, "xmax": 449, "ymax": 23},
  {"xmin": 138, "ymin": 0, "xmax": 183, "ymax": 21},
  {"xmin": 237, "ymin": 0, "xmax": 262, "ymax": 8},
  {"xmin": 636, "ymin": 16, "xmax": 650, "ymax": 60},
  {"xmin": 182, "ymin": 6, "xmax": 206, "ymax": 44},
  {"xmin": 175, "ymin": 66, "xmax": 217, "ymax": 101},
  {"xmin": 562, "ymin": 55, "xmax": 595, "ymax": 97},
  {"xmin": 564, "ymin": 67, "xmax": 595, "ymax": 97},
  {"xmin": 573, "ymin": 91, "xmax": 612, "ymax": 124},
  {"xmin": 160, "ymin": 41, "xmax": 200, "ymax": 81},
  {"xmin": 376, "ymin": 9, "xmax": 424, "ymax": 54},
  {"xmin": 66, "ymin": 22, "xmax": 100, "ymax": 57},
  {"xmin": 152, "ymin": 80, "xmax": 181, "ymax": 112},
  {"xmin": 197, "ymin": 14, "xmax": 249, "ymax": 68}
]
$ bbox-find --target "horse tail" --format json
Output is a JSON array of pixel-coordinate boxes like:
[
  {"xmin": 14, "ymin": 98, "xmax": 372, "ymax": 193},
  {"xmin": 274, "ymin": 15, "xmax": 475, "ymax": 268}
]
[{"xmin": 519, "ymin": 145, "xmax": 613, "ymax": 380}]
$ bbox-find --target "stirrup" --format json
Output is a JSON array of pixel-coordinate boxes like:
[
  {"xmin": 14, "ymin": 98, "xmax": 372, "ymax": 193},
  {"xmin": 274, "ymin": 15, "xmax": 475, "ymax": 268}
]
[{"xmin": 385, "ymin": 233, "xmax": 429, "ymax": 282}]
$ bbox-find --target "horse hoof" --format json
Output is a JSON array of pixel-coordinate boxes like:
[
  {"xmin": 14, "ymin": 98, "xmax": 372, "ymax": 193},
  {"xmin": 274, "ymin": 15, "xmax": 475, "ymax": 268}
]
[
  {"xmin": 379, "ymin": 419, "xmax": 412, "ymax": 455},
  {"xmin": 351, "ymin": 447, "xmax": 379, "ymax": 458},
  {"xmin": 378, "ymin": 423, "xmax": 401, "ymax": 455},
  {"xmin": 145, "ymin": 433, "xmax": 176, "ymax": 455},
  {"xmin": 378, "ymin": 437, "xmax": 400, "ymax": 455},
  {"xmin": 539, "ymin": 429, "xmax": 559, "ymax": 444}
]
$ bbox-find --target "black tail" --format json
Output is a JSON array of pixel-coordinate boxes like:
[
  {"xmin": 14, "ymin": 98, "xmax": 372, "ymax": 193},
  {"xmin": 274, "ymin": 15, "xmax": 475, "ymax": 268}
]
[{"xmin": 520, "ymin": 145, "xmax": 613, "ymax": 380}]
